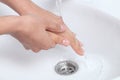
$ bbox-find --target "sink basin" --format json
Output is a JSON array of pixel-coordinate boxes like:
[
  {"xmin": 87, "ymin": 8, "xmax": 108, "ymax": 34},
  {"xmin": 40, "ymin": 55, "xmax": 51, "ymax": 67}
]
[{"xmin": 0, "ymin": 0, "xmax": 120, "ymax": 80}]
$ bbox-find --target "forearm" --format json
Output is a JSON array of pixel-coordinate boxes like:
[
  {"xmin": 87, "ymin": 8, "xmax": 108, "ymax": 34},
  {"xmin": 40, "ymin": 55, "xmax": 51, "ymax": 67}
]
[
  {"xmin": 0, "ymin": 0, "xmax": 43, "ymax": 15},
  {"xmin": 0, "ymin": 16, "xmax": 20, "ymax": 34}
]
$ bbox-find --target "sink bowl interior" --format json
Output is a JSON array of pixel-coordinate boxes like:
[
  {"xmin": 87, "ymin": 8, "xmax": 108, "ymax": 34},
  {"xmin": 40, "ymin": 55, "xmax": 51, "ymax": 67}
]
[{"xmin": 0, "ymin": 0, "xmax": 120, "ymax": 80}]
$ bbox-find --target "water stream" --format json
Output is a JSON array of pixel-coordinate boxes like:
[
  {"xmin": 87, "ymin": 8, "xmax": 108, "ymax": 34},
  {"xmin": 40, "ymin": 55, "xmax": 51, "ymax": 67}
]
[{"xmin": 55, "ymin": 0, "xmax": 104, "ymax": 80}]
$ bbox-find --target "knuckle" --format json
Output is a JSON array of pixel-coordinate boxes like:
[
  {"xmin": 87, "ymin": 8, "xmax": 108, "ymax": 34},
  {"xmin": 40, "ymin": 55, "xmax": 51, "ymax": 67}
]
[
  {"xmin": 32, "ymin": 48, "xmax": 40, "ymax": 53},
  {"xmin": 55, "ymin": 18, "xmax": 63, "ymax": 26},
  {"xmin": 43, "ymin": 47, "xmax": 49, "ymax": 50},
  {"xmin": 51, "ymin": 43, "xmax": 56, "ymax": 48},
  {"xmin": 43, "ymin": 42, "xmax": 55, "ymax": 50},
  {"xmin": 43, "ymin": 45, "xmax": 50, "ymax": 50},
  {"xmin": 25, "ymin": 47, "xmax": 30, "ymax": 50},
  {"xmin": 57, "ymin": 17, "xmax": 64, "ymax": 23}
]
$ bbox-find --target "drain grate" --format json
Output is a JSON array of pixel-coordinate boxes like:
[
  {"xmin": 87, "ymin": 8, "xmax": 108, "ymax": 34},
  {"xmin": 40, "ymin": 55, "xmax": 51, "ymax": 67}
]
[{"xmin": 55, "ymin": 60, "xmax": 79, "ymax": 75}]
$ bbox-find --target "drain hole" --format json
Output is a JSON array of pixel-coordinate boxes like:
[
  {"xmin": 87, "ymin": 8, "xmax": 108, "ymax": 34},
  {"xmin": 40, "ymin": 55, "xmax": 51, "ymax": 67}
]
[{"xmin": 55, "ymin": 60, "xmax": 79, "ymax": 76}]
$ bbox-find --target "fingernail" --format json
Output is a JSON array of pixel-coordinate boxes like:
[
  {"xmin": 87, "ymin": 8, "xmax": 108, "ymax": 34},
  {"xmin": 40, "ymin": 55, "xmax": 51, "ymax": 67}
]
[
  {"xmin": 78, "ymin": 48, "xmax": 84, "ymax": 56},
  {"xmin": 62, "ymin": 39, "xmax": 70, "ymax": 46}
]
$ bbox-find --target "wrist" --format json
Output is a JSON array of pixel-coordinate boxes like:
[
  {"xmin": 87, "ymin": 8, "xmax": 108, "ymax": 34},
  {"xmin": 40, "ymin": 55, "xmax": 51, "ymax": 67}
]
[
  {"xmin": 11, "ymin": 16, "xmax": 24, "ymax": 34},
  {"xmin": 1, "ymin": 0, "xmax": 43, "ymax": 15},
  {"xmin": 0, "ymin": 16, "xmax": 22, "ymax": 35},
  {"xmin": 10, "ymin": 16, "xmax": 28, "ymax": 35}
]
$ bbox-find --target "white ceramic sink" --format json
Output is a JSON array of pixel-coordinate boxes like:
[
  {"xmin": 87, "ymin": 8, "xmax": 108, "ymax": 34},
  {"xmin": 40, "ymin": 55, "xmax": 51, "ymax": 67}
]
[{"xmin": 0, "ymin": 0, "xmax": 120, "ymax": 80}]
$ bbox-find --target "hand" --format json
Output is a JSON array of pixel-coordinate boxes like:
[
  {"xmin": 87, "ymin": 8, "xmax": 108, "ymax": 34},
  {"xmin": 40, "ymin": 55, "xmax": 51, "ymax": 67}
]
[
  {"xmin": 11, "ymin": 15, "xmax": 67, "ymax": 52},
  {"xmin": 20, "ymin": 5, "xmax": 84, "ymax": 55},
  {"xmin": 2, "ymin": 0, "xmax": 84, "ymax": 55}
]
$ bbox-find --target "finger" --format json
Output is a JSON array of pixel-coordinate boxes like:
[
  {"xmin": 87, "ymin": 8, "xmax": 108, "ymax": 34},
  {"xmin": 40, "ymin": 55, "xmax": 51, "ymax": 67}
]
[
  {"xmin": 29, "ymin": 44, "xmax": 42, "ymax": 53},
  {"xmin": 48, "ymin": 32, "xmax": 70, "ymax": 46},
  {"xmin": 71, "ymin": 39, "xmax": 84, "ymax": 56},
  {"xmin": 19, "ymin": 41, "xmax": 31, "ymax": 50},
  {"xmin": 32, "ymin": 47, "xmax": 41, "ymax": 53},
  {"xmin": 24, "ymin": 45, "xmax": 30, "ymax": 50}
]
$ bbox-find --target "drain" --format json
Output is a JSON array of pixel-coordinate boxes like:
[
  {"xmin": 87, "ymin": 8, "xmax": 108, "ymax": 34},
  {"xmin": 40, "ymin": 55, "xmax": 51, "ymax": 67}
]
[{"xmin": 55, "ymin": 60, "xmax": 79, "ymax": 75}]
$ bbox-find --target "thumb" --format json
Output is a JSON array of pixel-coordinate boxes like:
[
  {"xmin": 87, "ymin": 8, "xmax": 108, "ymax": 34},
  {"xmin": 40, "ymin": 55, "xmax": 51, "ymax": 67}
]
[
  {"xmin": 46, "ymin": 23, "xmax": 66, "ymax": 33},
  {"xmin": 48, "ymin": 32, "xmax": 70, "ymax": 46}
]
